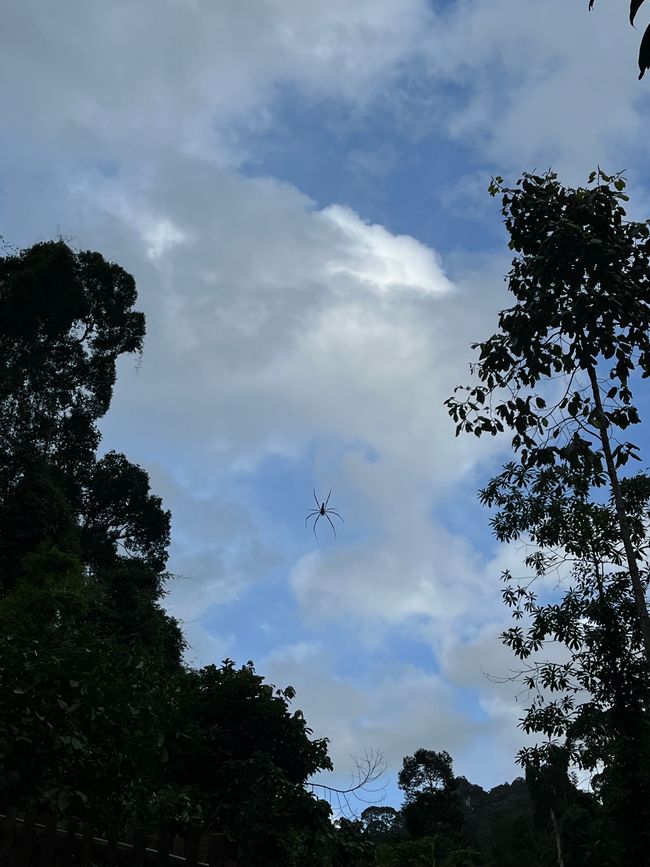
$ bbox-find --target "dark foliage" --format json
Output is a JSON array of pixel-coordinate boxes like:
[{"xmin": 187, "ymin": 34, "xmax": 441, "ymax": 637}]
[{"xmin": 0, "ymin": 241, "xmax": 334, "ymax": 865}]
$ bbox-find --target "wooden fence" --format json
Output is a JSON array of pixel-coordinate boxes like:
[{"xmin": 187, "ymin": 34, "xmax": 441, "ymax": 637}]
[{"xmin": 0, "ymin": 808, "xmax": 279, "ymax": 867}]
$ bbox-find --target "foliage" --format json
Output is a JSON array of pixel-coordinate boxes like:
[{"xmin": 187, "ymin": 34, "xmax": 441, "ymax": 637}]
[
  {"xmin": 447, "ymin": 168, "xmax": 650, "ymax": 657},
  {"xmin": 0, "ymin": 240, "xmax": 144, "ymax": 498},
  {"xmin": 397, "ymin": 750, "xmax": 464, "ymax": 850},
  {"xmin": 330, "ymin": 818, "xmax": 376, "ymax": 866},
  {"xmin": 456, "ymin": 777, "xmax": 538, "ymax": 867},
  {"xmin": 360, "ymin": 805, "xmax": 404, "ymax": 841},
  {"xmin": 0, "ymin": 561, "xmax": 178, "ymax": 828},
  {"xmin": 448, "ymin": 170, "xmax": 650, "ymax": 864},
  {"xmin": 0, "ymin": 240, "xmax": 335, "ymax": 865},
  {"xmin": 167, "ymin": 659, "xmax": 333, "ymax": 864}
]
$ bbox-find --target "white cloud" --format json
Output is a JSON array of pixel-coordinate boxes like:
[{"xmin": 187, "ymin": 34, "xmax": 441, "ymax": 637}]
[
  {"xmin": 1, "ymin": 0, "xmax": 434, "ymax": 168},
  {"xmin": 3, "ymin": 0, "xmax": 631, "ymax": 794},
  {"xmin": 321, "ymin": 205, "xmax": 453, "ymax": 295},
  {"xmin": 263, "ymin": 643, "xmax": 526, "ymax": 799},
  {"xmin": 422, "ymin": 0, "xmax": 648, "ymax": 175},
  {"xmin": 60, "ymin": 158, "xmax": 518, "ymax": 733}
]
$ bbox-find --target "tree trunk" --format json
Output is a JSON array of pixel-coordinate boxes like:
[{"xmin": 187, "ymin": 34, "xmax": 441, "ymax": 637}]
[
  {"xmin": 587, "ymin": 365, "xmax": 650, "ymax": 667},
  {"xmin": 550, "ymin": 808, "xmax": 565, "ymax": 867}
]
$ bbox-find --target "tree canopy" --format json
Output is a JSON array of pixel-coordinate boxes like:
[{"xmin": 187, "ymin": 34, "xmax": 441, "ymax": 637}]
[
  {"xmin": 0, "ymin": 240, "xmax": 335, "ymax": 865},
  {"xmin": 449, "ymin": 169, "xmax": 650, "ymax": 865}
]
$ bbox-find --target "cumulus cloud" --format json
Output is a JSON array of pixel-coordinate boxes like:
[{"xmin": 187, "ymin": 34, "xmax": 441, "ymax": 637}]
[
  {"xmin": 262, "ymin": 641, "xmax": 527, "ymax": 799},
  {"xmin": 422, "ymin": 0, "xmax": 647, "ymax": 175},
  {"xmin": 1, "ymin": 0, "xmax": 434, "ymax": 168},
  {"xmin": 3, "ymin": 0, "xmax": 629, "ymax": 793}
]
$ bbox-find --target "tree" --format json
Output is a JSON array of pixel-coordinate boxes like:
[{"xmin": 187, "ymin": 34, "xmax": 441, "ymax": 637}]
[
  {"xmin": 588, "ymin": 0, "xmax": 650, "ymax": 80},
  {"xmin": 0, "ymin": 241, "xmax": 177, "ymax": 658},
  {"xmin": 399, "ymin": 750, "xmax": 456, "ymax": 802},
  {"xmin": 0, "ymin": 241, "xmax": 336, "ymax": 865},
  {"xmin": 168, "ymin": 659, "xmax": 333, "ymax": 864},
  {"xmin": 398, "ymin": 750, "xmax": 464, "ymax": 845},
  {"xmin": 447, "ymin": 170, "xmax": 650, "ymax": 864},
  {"xmin": 361, "ymin": 805, "xmax": 404, "ymax": 841},
  {"xmin": 81, "ymin": 451, "xmax": 171, "ymax": 576},
  {"xmin": 0, "ymin": 241, "xmax": 145, "ymax": 497},
  {"xmin": 447, "ymin": 169, "xmax": 650, "ymax": 666}
]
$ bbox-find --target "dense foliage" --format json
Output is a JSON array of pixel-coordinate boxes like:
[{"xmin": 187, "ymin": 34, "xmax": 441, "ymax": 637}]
[
  {"xmin": 351, "ymin": 752, "xmax": 598, "ymax": 867},
  {"xmin": 0, "ymin": 241, "xmax": 334, "ymax": 865}
]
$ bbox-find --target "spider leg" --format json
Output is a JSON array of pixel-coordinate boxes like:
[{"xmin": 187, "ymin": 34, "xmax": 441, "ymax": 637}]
[
  {"xmin": 313, "ymin": 489, "xmax": 321, "ymax": 508},
  {"xmin": 325, "ymin": 513, "xmax": 337, "ymax": 537},
  {"xmin": 328, "ymin": 510, "xmax": 344, "ymax": 522},
  {"xmin": 325, "ymin": 489, "xmax": 332, "ymax": 507},
  {"xmin": 305, "ymin": 510, "xmax": 319, "ymax": 527},
  {"xmin": 312, "ymin": 513, "xmax": 320, "ymax": 539}
]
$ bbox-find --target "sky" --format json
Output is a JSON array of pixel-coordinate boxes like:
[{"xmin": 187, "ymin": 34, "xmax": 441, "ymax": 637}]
[{"xmin": 3, "ymin": 0, "xmax": 650, "ymax": 810}]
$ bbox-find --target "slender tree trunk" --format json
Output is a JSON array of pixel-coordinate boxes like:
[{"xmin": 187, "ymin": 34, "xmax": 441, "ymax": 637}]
[
  {"xmin": 550, "ymin": 808, "xmax": 565, "ymax": 867},
  {"xmin": 587, "ymin": 365, "xmax": 650, "ymax": 667}
]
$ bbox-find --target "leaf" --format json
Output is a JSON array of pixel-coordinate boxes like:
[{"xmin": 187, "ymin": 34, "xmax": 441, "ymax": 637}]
[
  {"xmin": 631, "ymin": 0, "xmax": 645, "ymax": 26},
  {"xmin": 639, "ymin": 22, "xmax": 650, "ymax": 78}
]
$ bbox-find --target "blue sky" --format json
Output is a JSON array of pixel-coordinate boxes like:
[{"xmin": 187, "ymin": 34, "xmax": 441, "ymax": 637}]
[{"xmin": 3, "ymin": 0, "xmax": 650, "ymax": 810}]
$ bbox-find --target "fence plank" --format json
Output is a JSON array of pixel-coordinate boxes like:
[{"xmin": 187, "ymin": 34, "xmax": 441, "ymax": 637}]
[
  {"xmin": 132, "ymin": 829, "xmax": 146, "ymax": 867},
  {"xmin": 103, "ymin": 828, "xmax": 119, "ymax": 867},
  {"xmin": 37, "ymin": 812, "xmax": 57, "ymax": 867},
  {"xmin": 206, "ymin": 833, "xmax": 224, "ymax": 867},
  {"xmin": 0, "ymin": 806, "xmax": 18, "ymax": 863},
  {"xmin": 79, "ymin": 822, "xmax": 94, "ymax": 866},
  {"xmin": 62, "ymin": 817, "xmax": 79, "ymax": 864},
  {"xmin": 10, "ymin": 805, "xmax": 36, "ymax": 867},
  {"xmin": 183, "ymin": 828, "xmax": 201, "ymax": 867},
  {"xmin": 197, "ymin": 832, "xmax": 209, "ymax": 865},
  {"xmin": 154, "ymin": 829, "xmax": 172, "ymax": 866}
]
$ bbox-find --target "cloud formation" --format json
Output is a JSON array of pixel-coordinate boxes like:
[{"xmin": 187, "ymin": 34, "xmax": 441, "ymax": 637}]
[{"xmin": 4, "ymin": 0, "xmax": 645, "ymax": 798}]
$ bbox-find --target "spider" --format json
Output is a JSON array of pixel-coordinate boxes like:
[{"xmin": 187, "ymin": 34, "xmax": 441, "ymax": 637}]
[{"xmin": 305, "ymin": 489, "xmax": 344, "ymax": 539}]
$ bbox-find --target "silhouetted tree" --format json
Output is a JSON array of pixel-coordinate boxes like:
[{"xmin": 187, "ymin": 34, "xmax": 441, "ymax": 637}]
[
  {"xmin": 448, "ymin": 170, "xmax": 650, "ymax": 865},
  {"xmin": 0, "ymin": 242, "xmax": 335, "ymax": 865}
]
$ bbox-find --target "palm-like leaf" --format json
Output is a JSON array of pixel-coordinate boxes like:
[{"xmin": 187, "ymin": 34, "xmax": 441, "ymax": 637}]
[
  {"xmin": 590, "ymin": 0, "xmax": 650, "ymax": 80},
  {"xmin": 631, "ymin": 0, "xmax": 646, "ymax": 27},
  {"xmin": 639, "ymin": 21, "xmax": 650, "ymax": 77}
]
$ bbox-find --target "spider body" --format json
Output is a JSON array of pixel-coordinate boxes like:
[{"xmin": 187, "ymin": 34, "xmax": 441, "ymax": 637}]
[{"xmin": 305, "ymin": 489, "xmax": 344, "ymax": 538}]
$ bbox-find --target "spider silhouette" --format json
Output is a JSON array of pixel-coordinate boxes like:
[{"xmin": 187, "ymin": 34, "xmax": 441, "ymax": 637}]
[{"xmin": 305, "ymin": 489, "xmax": 344, "ymax": 539}]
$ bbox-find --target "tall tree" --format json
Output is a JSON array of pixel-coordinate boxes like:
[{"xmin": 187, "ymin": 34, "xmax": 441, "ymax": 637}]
[
  {"xmin": 0, "ymin": 240, "xmax": 145, "ymax": 497},
  {"xmin": 447, "ymin": 170, "xmax": 650, "ymax": 864},
  {"xmin": 0, "ymin": 242, "xmax": 336, "ymax": 864},
  {"xmin": 398, "ymin": 749, "xmax": 464, "ymax": 843},
  {"xmin": 447, "ymin": 169, "xmax": 650, "ymax": 665}
]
